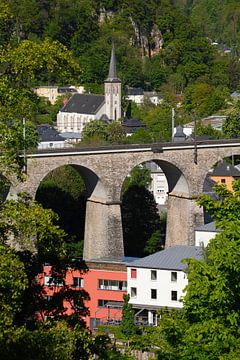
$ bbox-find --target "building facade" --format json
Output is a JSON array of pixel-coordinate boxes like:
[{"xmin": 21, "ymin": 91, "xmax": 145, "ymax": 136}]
[
  {"xmin": 39, "ymin": 258, "xmax": 136, "ymax": 329},
  {"xmin": 57, "ymin": 44, "xmax": 121, "ymax": 134},
  {"xmin": 127, "ymin": 246, "xmax": 202, "ymax": 325}
]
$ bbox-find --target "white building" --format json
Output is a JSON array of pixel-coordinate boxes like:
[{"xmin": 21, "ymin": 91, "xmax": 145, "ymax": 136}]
[
  {"xmin": 57, "ymin": 43, "xmax": 121, "ymax": 134},
  {"xmin": 145, "ymin": 162, "xmax": 168, "ymax": 205},
  {"xmin": 195, "ymin": 222, "xmax": 219, "ymax": 247},
  {"xmin": 126, "ymin": 88, "xmax": 163, "ymax": 107},
  {"xmin": 127, "ymin": 246, "xmax": 203, "ymax": 325},
  {"xmin": 37, "ymin": 124, "xmax": 66, "ymax": 149}
]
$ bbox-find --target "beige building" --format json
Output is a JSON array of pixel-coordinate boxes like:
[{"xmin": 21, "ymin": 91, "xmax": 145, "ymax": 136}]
[{"xmin": 34, "ymin": 86, "xmax": 82, "ymax": 104}]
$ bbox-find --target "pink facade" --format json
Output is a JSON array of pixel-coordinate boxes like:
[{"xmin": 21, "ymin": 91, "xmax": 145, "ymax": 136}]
[{"xmin": 39, "ymin": 261, "xmax": 127, "ymax": 328}]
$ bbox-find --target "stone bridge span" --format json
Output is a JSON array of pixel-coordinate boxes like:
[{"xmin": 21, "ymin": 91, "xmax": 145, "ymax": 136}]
[{"xmin": 11, "ymin": 139, "xmax": 240, "ymax": 260}]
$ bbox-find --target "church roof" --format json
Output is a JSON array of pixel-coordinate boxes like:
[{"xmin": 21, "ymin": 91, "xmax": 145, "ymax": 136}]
[
  {"xmin": 60, "ymin": 94, "xmax": 105, "ymax": 115},
  {"xmin": 105, "ymin": 42, "xmax": 121, "ymax": 83}
]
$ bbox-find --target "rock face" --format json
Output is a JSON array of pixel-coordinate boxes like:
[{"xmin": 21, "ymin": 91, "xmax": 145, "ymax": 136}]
[
  {"xmin": 10, "ymin": 141, "xmax": 240, "ymax": 260},
  {"xmin": 130, "ymin": 19, "xmax": 164, "ymax": 58}
]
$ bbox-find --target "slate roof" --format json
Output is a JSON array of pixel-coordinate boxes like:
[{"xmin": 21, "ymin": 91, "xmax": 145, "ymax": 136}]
[
  {"xmin": 60, "ymin": 94, "xmax": 105, "ymax": 115},
  {"xmin": 211, "ymin": 160, "xmax": 240, "ymax": 177},
  {"xmin": 126, "ymin": 87, "xmax": 144, "ymax": 96},
  {"xmin": 127, "ymin": 246, "xmax": 203, "ymax": 271},
  {"xmin": 195, "ymin": 222, "xmax": 220, "ymax": 232},
  {"xmin": 37, "ymin": 125, "xmax": 64, "ymax": 142},
  {"xmin": 57, "ymin": 87, "xmax": 77, "ymax": 94},
  {"xmin": 105, "ymin": 42, "xmax": 121, "ymax": 82},
  {"xmin": 60, "ymin": 132, "xmax": 82, "ymax": 139},
  {"xmin": 122, "ymin": 117, "xmax": 146, "ymax": 134},
  {"xmin": 174, "ymin": 125, "xmax": 186, "ymax": 141}
]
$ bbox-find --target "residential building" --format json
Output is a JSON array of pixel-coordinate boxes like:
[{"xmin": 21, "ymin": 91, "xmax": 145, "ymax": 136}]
[
  {"xmin": 127, "ymin": 246, "xmax": 203, "ymax": 325},
  {"xmin": 37, "ymin": 124, "xmax": 66, "ymax": 149},
  {"xmin": 145, "ymin": 161, "xmax": 168, "ymax": 205},
  {"xmin": 195, "ymin": 222, "xmax": 220, "ymax": 247},
  {"xmin": 57, "ymin": 43, "xmax": 121, "ymax": 134},
  {"xmin": 209, "ymin": 160, "xmax": 240, "ymax": 191},
  {"xmin": 39, "ymin": 257, "xmax": 136, "ymax": 329},
  {"xmin": 34, "ymin": 86, "xmax": 82, "ymax": 105},
  {"xmin": 126, "ymin": 87, "xmax": 163, "ymax": 106}
]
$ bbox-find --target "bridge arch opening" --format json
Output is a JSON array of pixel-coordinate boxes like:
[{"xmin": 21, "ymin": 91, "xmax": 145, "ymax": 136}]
[
  {"xmin": 120, "ymin": 159, "xmax": 190, "ymax": 257},
  {"xmin": 35, "ymin": 164, "xmax": 108, "ymax": 258}
]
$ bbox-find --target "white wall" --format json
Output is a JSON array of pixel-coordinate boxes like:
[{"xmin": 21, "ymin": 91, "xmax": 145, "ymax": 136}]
[
  {"xmin": 149, "ymin": 172, "xmax": 168, "ymax": 205},
  {"xmin": 57, "ymin": 112, "xmax": 96, "ymax": 133},
  {"xmin": 38, "ymin": 141, "xmax": 65, "ymax": 149},
  {"xmin": 195, "ymin": 230, "xmax": 217, "ymax": 247},
  {"xmin": 127, "ymin": 267, "xmax": 188, "ymax": 309}
]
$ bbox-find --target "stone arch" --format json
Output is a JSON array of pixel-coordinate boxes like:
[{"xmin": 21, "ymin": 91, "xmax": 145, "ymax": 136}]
[
  {"xmin": 118, "ymin": 155, "xmax": 191, "ymax": 199},
  {"xmin": 119, "ymin": 157, "xmax": 193, "ymax": 250},
  {"xmin": 35, "ymin": 163, "xmax": 108, "ymax": 201}
]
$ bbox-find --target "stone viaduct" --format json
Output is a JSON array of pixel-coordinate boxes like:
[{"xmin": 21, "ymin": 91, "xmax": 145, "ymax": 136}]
[{"xmin": 10, "ymin": 139, "xmax": 240, "ymax": 260}]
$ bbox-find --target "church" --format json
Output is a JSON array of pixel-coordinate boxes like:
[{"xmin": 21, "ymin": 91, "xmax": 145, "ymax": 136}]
[{"xmin": 57, "ymin": 43, "xmax": 122, "ymax": 134}]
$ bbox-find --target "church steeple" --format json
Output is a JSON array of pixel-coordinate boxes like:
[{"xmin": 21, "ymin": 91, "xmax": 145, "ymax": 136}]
[
  {"xmin": 104, "ymin": 42, "xmax": 121, "ymax": 120},
  {"xmin": 105, "ymin": 42, "xmax": 120, "ymax": 82}
]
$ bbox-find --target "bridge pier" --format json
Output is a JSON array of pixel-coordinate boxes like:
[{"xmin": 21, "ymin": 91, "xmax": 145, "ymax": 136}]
[
  {"xmin": 165, "ymin": 193, "xmax": 204, "ymax": 248},
  {"xmin": 83, "ymin": 197, "xmax": 124, "ymax": 260}
]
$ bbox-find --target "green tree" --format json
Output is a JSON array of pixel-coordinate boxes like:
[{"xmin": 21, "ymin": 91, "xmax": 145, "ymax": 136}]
[
  {"xmin": 81, "ymin": 120, "xmax": 108, "ymax": 144},
  {"xmin": 144, "ymin": 229, "xmax": 162, "ymax": 254},
  {"xmin": 121, "ymin": 185, "xmax": 160, "ymax": 257},
  {"xmin": 0, "ymin": 245, "xmax": 27, "ymax": 329},
  {"xmin": 222, "ymin": 102, "xmax": 240, "ymax": 138},
  {"xmin": 154, "ymin": 180, "xmax": 240, "ymax": 359},
  {"xmin": 121, "ymin": 165, "xmax": 152, "ymax": 197},
  {"xmin": 120, "ymin": 294, "xmax": 137, "ymax": 340},
  {"xmin": 106, "ymin": 121, "xmax": 126, "ymax": 144}
]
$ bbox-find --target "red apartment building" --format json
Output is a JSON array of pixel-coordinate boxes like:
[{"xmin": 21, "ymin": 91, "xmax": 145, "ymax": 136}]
[{"xmin": 39, "ymin": 258, "xmax": 136, "ymax": 328}]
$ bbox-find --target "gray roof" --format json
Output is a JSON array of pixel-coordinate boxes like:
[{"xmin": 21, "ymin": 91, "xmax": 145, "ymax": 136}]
[
  {"xmin": 127, "ymin": 246, "xmax": 203, "ymax": 271},
  {"xmin": 60, "ymin": 94, "xmax": 105, "ymax": 114},
  {"xmin": 105, "ymin": 42, "xmax": 121, "ymax": 83},
  {"xmin": 57, "ymin": 87, "xmax": 77, "ymax": 94},
  {"xmin": 211, "ymin": 160, "xmax": 240, "ymax": 177},
  {"xmin": 195, "ymin": 222, "xmax": 220, "ymax": 232},
  {"xmin": 61, "ymin": 132, "xmax": 82, "ymax": 139},
  {"xmin": 37, "ymin": 125, "xmax": 64, "ymax": 142},
  {"xmin": 122, "ymin": 118, "xmax": 146, "ymax": 133},
  {"xmin": 127, "ymin": 87, "xmax": 143, "ymax": 96},
  {"xmin": 174, "ymin": 125, "xmax": 186, "ymax": 141}
]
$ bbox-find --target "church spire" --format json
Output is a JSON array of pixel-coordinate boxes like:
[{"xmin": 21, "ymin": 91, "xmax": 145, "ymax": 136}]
[{"xmin": 105, "ymin": 42, "xmax": 120, "ymax": 82}]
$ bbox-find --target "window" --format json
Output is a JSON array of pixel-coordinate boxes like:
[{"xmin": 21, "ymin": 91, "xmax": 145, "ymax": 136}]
[
  {"xmin": 151, "ymin": 289, "xmax": 157, "ymax": 299},
  {"xmin": 131, "ymin": 287, "xmax": 137, "ymax": 298},
  {"xmin": 73, "ymin": 277, "xmax": 84, "ymax": 288},
  {"xmin": 98, "ymin": 300, "xmax": 122, "ymax": 308},
  {"xmin": 131, "ymin": 269, "xmax": 137, "ymax": 279},
  {"xmin": 221, "ymin": 179, "xmax": 226, "ymax": 184},
  {"xmin": 171, "ymin": 291, "xmax": 178, "ymax": 301},
  {"xmin": 171, "ymin": 272, "xmax": 177, "ymax": 282},
  {"xmin": 151, "ymin": 270, "xmax": 157, "ymax": 280},
  {"xmin": 98, "ymin": 279, "xmax": 127, "ymax": 291},
  {"xmin": 44, "ymin": 276, "xmax": 63, "ymax": 286}
]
